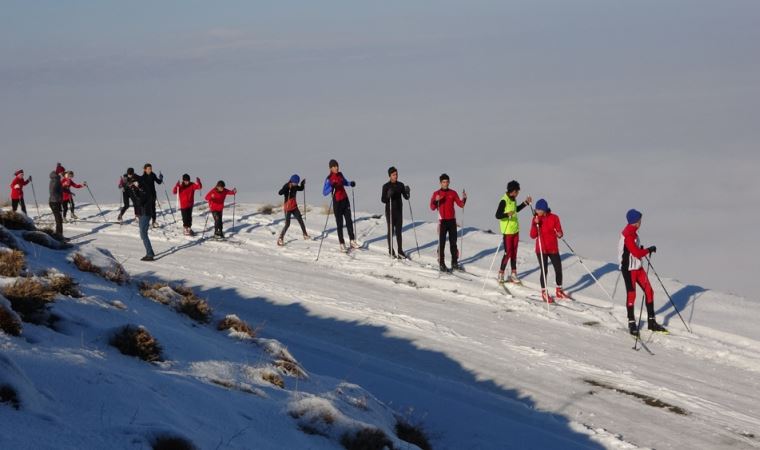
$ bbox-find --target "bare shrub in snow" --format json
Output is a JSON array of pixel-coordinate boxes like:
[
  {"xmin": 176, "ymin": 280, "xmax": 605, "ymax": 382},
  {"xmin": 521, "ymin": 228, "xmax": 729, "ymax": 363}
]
[
  {"xmin": 46, "ymin": 272, "xmax": 82, "ymax": 298},
  {"xmin": 257, "ymin": 204, "xmax": 276, "ymax": 215},
  {"xmin": 178, "ymin": 297, "xmax": 212, "ymax": 323},
  {"xmin": 140, "ymin": 282, "xmax": 212, "ymax": 323},
  {"xmin": 73, "ymin": 253, "xmax": 101, "ymax": 274},
  {"xmin": 396, "ymin": 420, "xmax": 432, "ymax": 450},
  {"xmin": 274, "ymin": 358, "xmax": 307, "ymax": 379},
  {"xmin": 151, "ymin": 435, "xmax": 198, "ymax": 450},
  {"xmin": 0, "ymin": 249, "xmax": 25, "ymax": 277},
  {"xmin": 0, "ymin": 211, "xmax": 35, "ymax": 231},
  {"xmin": 110, "ymin": 325, "xmax": 163, "ymax": 362},
  {"xmin": 0, "ymin": 384, "xmax": 20, "ymax": 410},
  {"xmin": 217, "ymin": 314, "xmax": 255, "ymax": 338},
  {"xmin": 2, "ymin": 278, "xmax": 57, "ymax": 323},
  {"xmin": 340, "ymin": 428, "xmax": 394, "ymax": 450},
  {"xmin": 262, "ymin": 371, "xmax": 285, "ymax": 389}
]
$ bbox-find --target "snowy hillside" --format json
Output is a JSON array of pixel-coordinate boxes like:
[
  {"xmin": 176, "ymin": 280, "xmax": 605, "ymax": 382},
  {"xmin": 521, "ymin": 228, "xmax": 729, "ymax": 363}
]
[{"xmin": 1, "ymin": 202, "xmax": 759, "ymax": 450}]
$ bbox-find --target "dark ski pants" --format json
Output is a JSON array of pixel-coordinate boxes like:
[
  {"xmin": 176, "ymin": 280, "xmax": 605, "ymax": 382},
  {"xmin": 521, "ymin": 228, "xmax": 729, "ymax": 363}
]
[
  {"xmin": 49, "ymin": 202, "xmax": 63, "ymax": 237},
  {"xmin": 333, "ymin": 199, "xmax": 355, "ymax": 244},
  {"xmin": 11, "ymin": 199, "xmax": 27, "ymax": 214},
  {"xmin": 181, "ymin": 207, "xmax": 193, "ymax": 228},
  {"xmin": 62, "ymin": 199, "xmax": 75, "ymax": 218},
  {"xmin": 119, "ymin": 191, "xmax": 131, "ymax": 217},
  {"xmin": 138, "ymin": 214, "xmax": 154, "ymax": 257},
  {"xmin": 438, "ymin": 219, "xmax": 458, "ymax": 266},
  {"xmin": 212, "ymin": 211, "xmax": 224, "ymax": 237},
  {"xmin": 149, "ymin": 195, "xmax": 158, "ymax": 223},
  {"xmin": 281, "ymin": 208, "xmax": 306, "ymax": 238},
  {"xmin": 537, "ymin": 252, "xmax": 563, "ymax": 289},
  {"xmin": 386, "ymin": 208, "xmax": 403, "ymax": 254},
  {"xmin": 500, "ymin": 233, "xmax": 519, "ymax": 272}
]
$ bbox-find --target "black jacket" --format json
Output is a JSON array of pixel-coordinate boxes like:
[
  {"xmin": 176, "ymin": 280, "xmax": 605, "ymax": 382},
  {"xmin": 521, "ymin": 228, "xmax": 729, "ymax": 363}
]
[
  {"xmin": 140, "ymin": 172, "xmax": 163, "ymax": 198},
  {"xmin": 278, "ymin": 181, "xmax": 305, "ymax": 201},
  {"xmin": 49, "ymin": 172, "xmax": 63, "ymax": 203},
  {"xmin": 125, "ymin": 179, "xmax": 150, "ymax": 216},
  {"xmin": 381, "ymin": 181, "xmax": 409, "ymax": 213}
]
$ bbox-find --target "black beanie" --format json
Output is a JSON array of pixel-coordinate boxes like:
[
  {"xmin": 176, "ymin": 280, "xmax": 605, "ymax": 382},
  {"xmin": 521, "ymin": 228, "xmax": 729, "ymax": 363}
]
[
  {"xmin": 388, "ymin": 166, "xmax": 397, "ymax": 176},
  {"xmin": 182, "ymin": 173, "xmax": 191, "ymax": 181},
  {"xmin": 507, "ymin": 180, "xmax": 520, "ymax": 193},
  {"xmin": 126, "ymin": 167, "xmax": 135, "ymax": 176},
  {"xmin": 329, "ymin": 159, "xmax": 339, "ymax": 168},
  {"xmin": 217, "ymin": 180, "xmax": 226, "ymax": 188},
  {"xmin": 439, "ymin": 173, "xmax": 450, "ymax": 182}
]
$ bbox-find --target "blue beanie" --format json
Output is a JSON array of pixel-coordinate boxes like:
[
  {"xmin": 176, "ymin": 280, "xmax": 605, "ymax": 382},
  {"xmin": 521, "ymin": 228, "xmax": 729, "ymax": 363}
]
[
  {"xmin": 535, "ymin": 199, "xmax": 549, "ymax": 212},
  {"xmin": 289, "ymin": 174, "xmax": 300, "ymax": 184},
  {"xmin": 626, "ymin": 209, "xmax": 642, "ymax": 224}
]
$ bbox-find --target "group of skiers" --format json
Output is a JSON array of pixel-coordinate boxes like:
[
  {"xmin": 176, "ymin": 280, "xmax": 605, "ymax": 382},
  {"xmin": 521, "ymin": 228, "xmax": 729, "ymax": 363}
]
[{"xmin": 6, "ymin": 159, "xmax": 667, "ymax": 334}]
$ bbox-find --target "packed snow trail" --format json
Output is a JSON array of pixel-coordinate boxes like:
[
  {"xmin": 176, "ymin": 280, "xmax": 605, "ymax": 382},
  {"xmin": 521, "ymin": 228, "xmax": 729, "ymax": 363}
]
[{"xmin": 31, "ymin": 204, "xmax": 760, "ymax": 448}]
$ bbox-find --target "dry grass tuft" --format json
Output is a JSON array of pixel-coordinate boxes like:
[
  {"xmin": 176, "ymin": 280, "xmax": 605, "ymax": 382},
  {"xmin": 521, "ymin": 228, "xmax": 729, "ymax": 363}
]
[
  {"xmin": 140, "ymin": 282, "xmax": 212, "ymax": 323},
  {"xmin": 73, "ymin": 253, "xmax": 101, "ymax": 274},
  {"xmin": 2, "ymin": 278, "xmax": 57, "ymax": 322},
  {"xmin": 257, "ymin": 204, "xmax": 276, "ymax": 215},
  {"xmin": 274, "ymin": 358, "xmax": 308, "ymax": 379},
  {"xmin": 217, "ymin": 314, "xmax": 255, "ymax": 338},
  {"xmin": 0, "ymin": 304, "xmax": 22, "ymax": 336},
  {"xmin": 110, "ymin": 325, "xmax": 164, "ymax": 362},
  {"xmin": 46, "ymin": 273, "xmax": 82, "ymax": 298},
  {"xmin": 341, "ymin": 428, "xmax": 394, "ymax": 450},
  {"xmin": 0, "ymin": 250, "xmax": 25, "ymax": 277},
  {"xmin": 73, "ymin": 253, "xmax": 128, "ymax": 284},
  {"xmin": 178, "ymin": 297, "xmax": 212, "ymax": 323},
  {"xmin": 151, "ymin": 435, "xmax": 198, "ymax": 450},
  {"xmin": 396, "ymin": 420, "xmax": 432, "ymax": 450},
  {"xmin": 262, "ymin": 371, "xmax": 285, "ymax": 389},
  {"xmin": 0, "ymin": 210, "xmax": 35, "ymax": 231},
  {"xmin": 0, "ymin": 384, "xmax": 20, "ymax": 410}
]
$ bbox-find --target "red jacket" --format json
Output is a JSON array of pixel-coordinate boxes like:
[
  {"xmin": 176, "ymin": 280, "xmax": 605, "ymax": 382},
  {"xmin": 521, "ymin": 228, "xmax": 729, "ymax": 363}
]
[
  {"xmin": 325, "ymin": 172, "xmax": 350, "ymax": 202},
  {"xmin": 173, "ymin": 179, "xmax": 202, "ymax": 209},
  {"xmin": 10, "ymin": 175, "xmax": 29, "ymax": 200},
  {"xmin": 61, "ymin": 178, "xmax": 83, "ymax": 202},
  {"xmin": 429, "ymin": 189, "xmax": 465, "ymax": 221},
  {"xmin": 618, "ymin": 223, "xmax": 651, "ymax": 271},
  {"xmin": 205, "ymin": 188, "xmax": 234, "ymax": 212},
  {"xmin": 530, "ymin": 212, "xmax": 563, "ymax": 254}
]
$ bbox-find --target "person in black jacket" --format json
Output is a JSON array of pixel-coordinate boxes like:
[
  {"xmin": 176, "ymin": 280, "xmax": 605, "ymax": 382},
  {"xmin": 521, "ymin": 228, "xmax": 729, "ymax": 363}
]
[
  {"xmin": 48, "ymin": 163, "xmax": 65, "ymax": 239},
  {"xmin": 381, "ymin": 166, "xmax": 410, "ymax": 258},
  {"xmin": 117, "ymin": 168, "xmax": 137, "ymax": 223},
  {"xmin": 141, "ymin": 163, "xmax": 163, "ymax": 227},
  {"xmin": 277, "ymin": 174, "xmax": 308, "ymax": 246},
  {"xmin": 124, "ymin": 175, "xmax": 155, "ymax": 261}
]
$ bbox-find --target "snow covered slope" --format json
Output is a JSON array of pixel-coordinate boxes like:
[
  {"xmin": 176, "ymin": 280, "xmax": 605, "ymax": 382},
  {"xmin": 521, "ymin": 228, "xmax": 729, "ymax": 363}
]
[{"xmin": 2, "ymin": 202, "xmax": 759, "ymax": 450}]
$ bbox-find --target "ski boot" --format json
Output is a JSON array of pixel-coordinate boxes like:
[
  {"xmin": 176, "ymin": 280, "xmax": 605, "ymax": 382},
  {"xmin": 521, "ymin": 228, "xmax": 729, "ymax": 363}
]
[
  {"xmin": 648, "ymin": 318, "xmax": 669, "ymax": 334},
  {"xmin": 340, "ymin": 243, "xmax": 347, "ymax": 253},
  {"xmin": 277, "ymin": 237, "xmax": 284, "ymax": 246},
  {"xmin": 184, "ymin": 227, "xmax": 191, "ymax": 236},
  {"xmin": 117, "ymin": 214, "xmax": 123, "ymax": 224},
  {"xmin": 303, "ymin": 233, "xmax": 310, "ymax": 240},
  {"xmin": 397, "ymin": 250, "xmax": 407, "ymax": 260},
  {"xmin": 628, "ymin": 320, "xmax": 640, "ymax": 336},
  {"xmin": 350, "ymin": 240, "xmax": 360, "ymax": 249},
  {"xmin": 555, "ymin": 287, "xmax": 571, "ymax": 300},
  {"xmin": 508, "ymin": 271, "xmax": 521, "ymax": 284},
  {"xmin": 152, "ymin": 221, "xmax": 159, "ymax": 229},
  {"xmin": 497, "ymin": 271, "xmax": 505, "ymax": 285},
  {"xmin": 439, "ymin": 262, "xmax": 449, "ymax": 273},
  {"xmin": 188, "ymin": 229, "xmax": 196, "ymax": 237},
  {"xmin": 71, "ymin": 213, "xmax": 79, "ymax": 220},
  {"xmin": 541, "ymin": 289, "xmax": 554, "ymax": 304}
]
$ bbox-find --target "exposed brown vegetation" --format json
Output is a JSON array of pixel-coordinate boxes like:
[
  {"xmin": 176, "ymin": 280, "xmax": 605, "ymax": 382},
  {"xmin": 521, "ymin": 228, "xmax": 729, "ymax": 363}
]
[
  {"xmin": 0, "ymin": 384, "xmax": 20, "ymax": 410},
  {"xmin": 110, "ymin": 325, "xmax": 163, "ymax": 362},
  {"xmin": 46, "ymin": 273, "xmax": 82, "ymax": 298},
  {"xmin": 396, "ymin": 420, "xmax": 432, "ymax": 450},
  {"xmin": 0, "ymin": 249, "xmax": 25, "ymax": 277},
  {"xmin": 274, "ymin": 358, "xmax": 308, "ymax": 379},
  {"xmin": 151, "ymin": 435, "xmax": 198, "ymax": 450},
  {"xmin": 73, "ymin": 253, "xmax": 100, "ymax": 274},
  {"xmin": 140, "ymin": 282, "xmax": 212, "ymax": 323},
  {"xmin": 0, "ymin": 210, "xmax": 35, "ymax": 231},
  {"xmin": 262, "ymin": 371, "xmax": 285, "ymax": 389},
  {"xmin": 0, "ymin": 304, "xmax": 22, "ymax": 336},
  {"xmin": 217, "ymin": 315, "xmax": 255, "ymax": 338},
  {"xmin": 258, "ymin": 204, "xmax": 276, "ymax": 215},
  {"xmin": 2, "ymin": 278, "xmax": 57, "ymax": 322},
  {"xmin": 73, "ymin": 253, "xmax": 128, "ymax": 284},
  {"xmin": 341, "ymin": 428, "xmax": 394, "ymax": 450}
]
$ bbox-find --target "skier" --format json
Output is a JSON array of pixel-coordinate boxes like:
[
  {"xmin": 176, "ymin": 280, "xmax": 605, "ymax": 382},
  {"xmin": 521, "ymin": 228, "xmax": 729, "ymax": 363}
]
[
  {"xmin": 277, "ymin": 175, "xmax": 308, "ymax": 246},
  {"xmin": 429, "ymin": 173, "xmax": 467, "ymax": 272},
  {"xmin": 117, "ymin": 168, "xmax": 137, "ymax": 223},
  {"xmin": 141, "ymin": 163, "xmax": 164, "ymax": 228},
  {"xmin": 124, "ymin": 173, "xmax": 155, "ymax": 261},
  {"xmin": 494, "ymin": 180, "xmax": 532, "ymax": 284},
  {"xmin": 322, "ymin": 159, "xmax": 359, "ymax": 251},
  {"xmin": 381, "ymin": 166, "xmax": 410, "ymax": 258},
  {"xmin": 619, "ymin": 209, "xmax": 667, "ymax": 336},
  {"xmin": 204, "ymin": 181, "xmax": 237, "ymax": 240},
  {"xmin": 61, "ymin": 171, "xmax": 86, "ymax": 221},
  {"xmin": 529, "ymin": 199, "xmax": 569, "ymax": 303},
  {"xmin": 9, "ymin": 169, "xmax": 31, "ymax": 214},
  {"xmin": 48, "ymin": 163, "xmax": 65, "ymax": 239},
  {"xmin": 172, "ymin": 174, "xmax": 202, "ymax": 236}
]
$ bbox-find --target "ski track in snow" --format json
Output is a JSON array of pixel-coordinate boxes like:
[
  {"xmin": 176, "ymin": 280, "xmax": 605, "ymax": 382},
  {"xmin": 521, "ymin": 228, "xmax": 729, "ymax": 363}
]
[{"xmin": 6, "ymin": 203, "xmax": 760, "ymax": 449}]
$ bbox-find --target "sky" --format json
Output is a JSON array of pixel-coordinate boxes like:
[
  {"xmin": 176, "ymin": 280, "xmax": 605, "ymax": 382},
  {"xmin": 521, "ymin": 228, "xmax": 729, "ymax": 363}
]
[{"xmin": 2, "ymin": 0, "xmax": 759, "ymax": 298}]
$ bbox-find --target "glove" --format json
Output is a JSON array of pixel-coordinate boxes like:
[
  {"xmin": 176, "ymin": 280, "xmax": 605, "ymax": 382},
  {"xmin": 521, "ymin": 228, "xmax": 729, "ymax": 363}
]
[
  {"xmin": 232, "ymin": 188, "xmax": 238, "ymax": 194},
  {"xmin": 404, "ymin": 185, "xmax": 410, "ymax": 197},
  {"xmin": 196, "ymin": 177, "xmax": 201, "ymax": 184},
  {"xmin": 350, "ymin": 181, "xmax": 356, "ymax": 187},
  {"xmin": 159, "ymin": 172, "xmax": 164, "ymax": 180},
  {"xmin": 28, "ymin": 176, "xmax": 32, "ymax": 182},
  {"xmin": 301, "ymin": 179, "xmax": 306, "ymax": 187},
  {"xmin": 647, "ymin": 246, "xmax": 657, "ymax": 254}
]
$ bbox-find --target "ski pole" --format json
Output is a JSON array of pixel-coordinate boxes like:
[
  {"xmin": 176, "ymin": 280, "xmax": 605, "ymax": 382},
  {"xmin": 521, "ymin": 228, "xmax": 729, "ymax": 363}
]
[
  {"xmin": 86, "ymin": 184, "xmax": 107, "ymax": 223},
  {"xmin": 30, "ymin": 179, "xmax": 41, "ymax": 220},
  {"xmin": 560, "ymin": 237, "xmax": 615, "ymax": 305},
  {"xmin": 481, "ymin": 236, "xmax": 503, "ymax": 292},
  {"xmin": 458, "ymin": 189, "xmax": 466, "ymax": 261},
  {"xmin": 633, "ymin": 262, "xmax": 651, "ymax": 350},
  {"xmin": 645, "ymin": 256, "xmax": 692, "ymax": 333},
  {"xmin": 201, "ymin": 211, "xmax": 210, "ymax": 240},
  {"xmin": 303, "ymin": 182, "xmax": 307, "ymax": 220},
  {"xmin": 388, "ymin": 194, "xmax": 395, "ymax": 260},
  {"xmin": 164, "ymin": 188, "xmax": 177, "ymax": 225},
  {"xmin": 408, "ymin": 199, "xmax": 421, "ymax": 258},
  {"xmin": 351, "ymin": 185, "xmax": 358, "ymax": 240},
  {"xmin": 315, "ymin": 193, "xmax": 334, "ymax": 262},
  {"xmin": 232, "ymin": 194, "xmax": 237, "ymax": 232}
]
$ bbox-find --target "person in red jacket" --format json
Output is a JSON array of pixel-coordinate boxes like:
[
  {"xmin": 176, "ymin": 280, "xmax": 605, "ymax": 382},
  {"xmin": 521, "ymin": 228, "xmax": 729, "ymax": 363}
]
[
  {"xmin": 430, "ymin": 173, "xmax": 467, "ymax": 272},
  {"xmin": 529, "ymin": 199, "xmax": 567, "ymax": 303},
  {"xmin": 618, "ymin": 209, "xmax": 667, "ymax": 336},
  {"xmin": 278, "ymin": 174, "xmax": 308, "ymax": 246},
  {"xmin": 204, "ymin": 181, "xmax": 237, "ymax": 240},
  {"xmin": 61, "ymin": 171, "xmax": 86, "ymax": 221},
  {"xmin": 9, "ymin": 169, "xmax": 32, "ymax": 214},
  {"xmin": 173, "ymin": 174, "xmax": 202, "ymax": 236},
  {"xmin": 322, "ymin": 159, "xmax": 358, "ymax": 251}
]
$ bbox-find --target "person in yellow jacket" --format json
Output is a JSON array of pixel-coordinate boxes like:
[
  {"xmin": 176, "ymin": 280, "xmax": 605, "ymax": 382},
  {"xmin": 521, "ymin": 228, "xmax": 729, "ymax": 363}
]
[{"xmin": 494, "ymin": 180, "xmax": 532, "ymax": 283}]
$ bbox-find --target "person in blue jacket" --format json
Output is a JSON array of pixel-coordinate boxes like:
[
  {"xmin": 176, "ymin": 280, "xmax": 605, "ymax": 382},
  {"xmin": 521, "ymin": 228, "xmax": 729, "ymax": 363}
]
[{"xmin": 322, "ymin": 159, "xmax": 358, "ymax": 251}]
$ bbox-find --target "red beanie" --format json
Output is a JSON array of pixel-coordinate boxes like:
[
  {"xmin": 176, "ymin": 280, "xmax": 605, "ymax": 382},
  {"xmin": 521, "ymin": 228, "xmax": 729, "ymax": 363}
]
[
  {"xmin": 14, "ymin": 169, "xmax": 23, "ymax": 176},
  {"xmin": 55, "ymin": 163, "xmax": 65, "ymax": 175}
]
